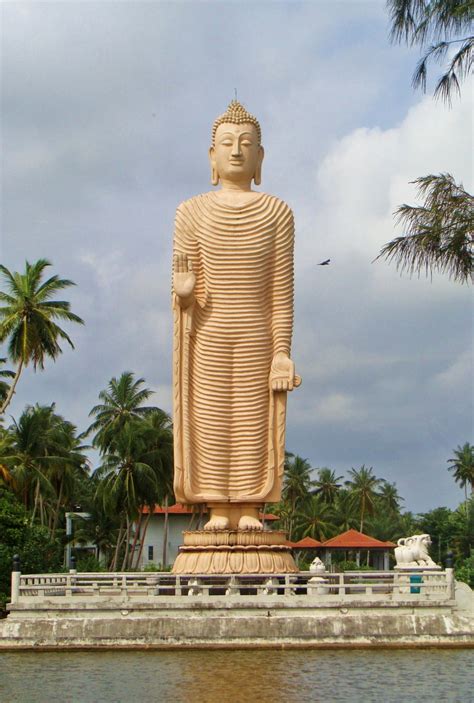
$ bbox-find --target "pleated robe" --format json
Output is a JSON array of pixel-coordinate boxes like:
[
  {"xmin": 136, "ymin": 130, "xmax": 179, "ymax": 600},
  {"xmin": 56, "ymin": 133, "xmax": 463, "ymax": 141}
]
[{"xmin": 172, "ymin": 191, "xmax": 294, "ymax": 505}]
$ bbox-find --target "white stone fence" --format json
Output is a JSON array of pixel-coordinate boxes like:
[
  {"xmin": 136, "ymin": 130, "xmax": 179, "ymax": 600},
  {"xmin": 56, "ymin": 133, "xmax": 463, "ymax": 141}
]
[{"xmin": 10, "ymin": 568, "xmax": 455, "ymax": 605}]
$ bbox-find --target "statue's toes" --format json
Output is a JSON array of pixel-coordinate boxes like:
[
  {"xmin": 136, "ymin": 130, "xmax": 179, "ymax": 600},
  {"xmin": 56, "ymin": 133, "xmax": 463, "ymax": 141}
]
[
  {"xmin": 204, "ymin": 517, "xmax": 230, "ymax": 531},
  {"xmin": 238, "ymin": 517, "xmax": 263, "ymax": 531}
]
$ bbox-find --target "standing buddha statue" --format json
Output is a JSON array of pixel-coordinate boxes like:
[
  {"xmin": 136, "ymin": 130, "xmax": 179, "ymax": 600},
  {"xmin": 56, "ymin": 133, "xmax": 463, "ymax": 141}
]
[{"xmin": 172, "ymin": 100, "xmax": 300, "ymax": 538}]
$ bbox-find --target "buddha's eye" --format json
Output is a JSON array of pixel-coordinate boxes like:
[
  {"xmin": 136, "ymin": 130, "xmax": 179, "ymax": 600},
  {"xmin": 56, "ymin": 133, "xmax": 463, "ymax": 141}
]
[
  {"xmin": 220, "ymin": 140, "xmax": 233, "ymax": 146},
  {"xmin": 241, "ymin": 140, "xmax": 252, "ymax": 146}
]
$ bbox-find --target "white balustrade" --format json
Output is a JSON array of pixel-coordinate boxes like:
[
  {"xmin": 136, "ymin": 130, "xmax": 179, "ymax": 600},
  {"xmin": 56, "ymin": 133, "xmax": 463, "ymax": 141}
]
[{"xmin": 10, "ymin": 569, "xmax": 454, "ymax": 605}]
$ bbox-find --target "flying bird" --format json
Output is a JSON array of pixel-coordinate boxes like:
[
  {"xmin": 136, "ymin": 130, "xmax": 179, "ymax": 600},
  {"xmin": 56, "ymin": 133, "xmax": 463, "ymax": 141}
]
[{"xmin": 318, "ymin": 259, "xmax": 331, "ymax": 266}]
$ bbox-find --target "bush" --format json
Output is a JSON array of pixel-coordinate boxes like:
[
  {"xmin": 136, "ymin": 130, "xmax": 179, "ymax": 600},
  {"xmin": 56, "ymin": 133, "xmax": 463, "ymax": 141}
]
[
  {"xmin": 455, "ymin": 554, "xmax": 474, "ymax": 588},
  {"xmin": 0, "ymin": 488, "xmax": 62, "ymax": 612},
  {"xmin": 75, "ymin": 554, "xmax": 105, "ymax": 572},
  {"xmin": 142, "ymin": 562, "xmax": 171, "ymax": 572}
]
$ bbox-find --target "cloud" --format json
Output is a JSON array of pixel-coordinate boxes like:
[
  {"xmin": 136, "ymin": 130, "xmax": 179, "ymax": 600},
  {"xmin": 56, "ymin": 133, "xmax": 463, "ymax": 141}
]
[{"xmin": 1, "ymin": 3, "xmax": 471, "ymax": 513}]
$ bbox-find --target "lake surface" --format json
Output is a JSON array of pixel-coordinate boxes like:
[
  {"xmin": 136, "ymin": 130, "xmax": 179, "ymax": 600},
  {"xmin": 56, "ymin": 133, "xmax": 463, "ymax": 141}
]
[{"xmin": 0, "ymin": 649, "xmax": 472, "ymax": 702}]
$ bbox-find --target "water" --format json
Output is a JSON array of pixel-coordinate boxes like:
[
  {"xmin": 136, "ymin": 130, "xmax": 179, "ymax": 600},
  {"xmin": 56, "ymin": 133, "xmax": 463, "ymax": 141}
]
[{"xmin": 0, "ymin": 649, "xmax": 472, "ymax": 703}]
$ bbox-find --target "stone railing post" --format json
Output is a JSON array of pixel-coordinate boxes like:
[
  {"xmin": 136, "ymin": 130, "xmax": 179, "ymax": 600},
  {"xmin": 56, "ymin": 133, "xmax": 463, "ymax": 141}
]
[
  {"xmin": 11, "ymin": 554, "xmax": 21, "ymax": 604},
  {"xmin": 445, "ymin": 568, "xmax": 455, "ymax": 600}
]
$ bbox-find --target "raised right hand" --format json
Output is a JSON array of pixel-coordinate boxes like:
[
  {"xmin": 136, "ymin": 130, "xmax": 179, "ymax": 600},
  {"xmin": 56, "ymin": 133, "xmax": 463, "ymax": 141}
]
[{"xmin": 173, "ymin": 253, "xmax": 196, "ymax": 300}]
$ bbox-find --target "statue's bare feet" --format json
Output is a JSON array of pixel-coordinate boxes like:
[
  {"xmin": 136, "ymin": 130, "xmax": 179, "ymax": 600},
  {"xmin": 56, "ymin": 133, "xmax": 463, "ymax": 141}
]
[
  {"xmin": 238, "ymin": 514, "xmax": 263, "ymax": 531},
  {"xmin": 204, "ymin": 516, "xmax": 230, "ymax": 530},
  {"xmin": 204, "ymin": 508, "xmax": 230, "ymax": 530}
]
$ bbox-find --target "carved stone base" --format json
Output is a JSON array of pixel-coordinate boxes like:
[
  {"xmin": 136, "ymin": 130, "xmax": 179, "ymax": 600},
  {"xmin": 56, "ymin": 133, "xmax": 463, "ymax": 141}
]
[{"xmin": 172, "ymin": 530, "xmax": 298, "ymax": 574}]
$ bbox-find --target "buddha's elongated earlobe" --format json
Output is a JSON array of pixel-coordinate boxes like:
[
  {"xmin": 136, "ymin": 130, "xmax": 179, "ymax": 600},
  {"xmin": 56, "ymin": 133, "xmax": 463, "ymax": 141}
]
[
  {"xmin": 209, "ymin": 146, "xmax": 219, "ymax": 186},
  {"xmin": 253, "ymin": 162, "xmax": 262, "ymax": 186},
  {"xmin": 211, "ymin": 164, "xmax": 219, "ymax": 186},
  {"xmin": 254, "ymin": 146, "xmax": 264, "ymax": 186}
]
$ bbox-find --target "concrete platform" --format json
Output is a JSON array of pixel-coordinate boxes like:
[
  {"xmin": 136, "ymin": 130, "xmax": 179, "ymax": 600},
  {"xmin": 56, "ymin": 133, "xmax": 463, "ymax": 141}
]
[
  {"xmin": 2, "ymin": 597, "xmax": 473, "ymax": 650},
  {"xmin": 1, "ymin": 571, "xmax": 472, "ymax": 650}
]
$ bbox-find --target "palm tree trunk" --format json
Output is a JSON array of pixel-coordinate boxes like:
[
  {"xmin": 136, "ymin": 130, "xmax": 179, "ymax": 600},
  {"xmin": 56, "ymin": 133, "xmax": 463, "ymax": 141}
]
[
  {"xmin": 129, "ymin": 512, "xmax": 143, "ymax": 568},
  {"xmin": 360, "ymin": 496, "xmax": 365, "ymax": 533},
  {"xmin": 162, "ymin": 495, "xmax": 169, "ymax": 568},
  {"xmin": 121, "ymin": 516, "xmax": 132, "ymax": 571},
  {"xmin": 134, "ymin": 512, "xmax": 151, "ymax": 569},
  {"xmin": 110, "ymin": 520, "xmax": 125, "ymax": 571},
  {"xmin": 31, "ymin": 481, "xmax": 40, "ymax": 524},
  {"xmin": 39, "ymin": 493, "xmax": 45, "ymax": 526},
  {"xmin": 0, "ymin": 358, "xmax": 23, "ymax": 415},
  {"xmin": 51, "ymin": 476, "xmax": 64, "ymax": 540}
]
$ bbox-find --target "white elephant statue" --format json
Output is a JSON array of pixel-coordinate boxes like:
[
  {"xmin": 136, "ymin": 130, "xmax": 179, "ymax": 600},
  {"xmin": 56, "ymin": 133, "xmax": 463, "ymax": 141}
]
[{"xmin": 394, "ymin": 534, "xmax": 438, "ymax": 567}]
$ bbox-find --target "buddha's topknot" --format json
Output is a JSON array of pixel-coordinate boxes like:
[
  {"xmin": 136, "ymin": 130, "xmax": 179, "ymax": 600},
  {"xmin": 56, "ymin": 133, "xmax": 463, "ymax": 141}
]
[{"xmin": 212, "ymin": 100, "xmax": 261, "ymax": 145}]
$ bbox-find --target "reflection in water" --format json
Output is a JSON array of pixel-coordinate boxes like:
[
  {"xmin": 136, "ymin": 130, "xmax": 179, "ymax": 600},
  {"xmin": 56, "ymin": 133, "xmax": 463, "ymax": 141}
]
[{"xmin": 0, "ymin": 649, "xmax": 472, "ymax": 703}]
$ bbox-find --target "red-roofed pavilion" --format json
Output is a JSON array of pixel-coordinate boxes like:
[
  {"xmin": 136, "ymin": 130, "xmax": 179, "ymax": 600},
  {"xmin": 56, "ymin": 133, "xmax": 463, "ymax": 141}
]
[
  {"xmin": 287, "ymin": 536, "xmax": 322, "ymax": 549},
  {"xmin": 320, "ymin": 529, "xmax": 396, "ymax": 570}
]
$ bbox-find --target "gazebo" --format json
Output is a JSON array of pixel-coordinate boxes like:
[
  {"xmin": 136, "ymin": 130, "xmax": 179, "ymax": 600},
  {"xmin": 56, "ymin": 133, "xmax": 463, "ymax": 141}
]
[
  {"xmin": 286, "ymin": 537, "xmax": 322, "ymax": 550},
  {"xmin": 286, "ymin": 536, "xmax": 322, "ymax": 567},
  {"xmin": 320, "ymin": 529, "xmax": 396, "ymax": 570}
]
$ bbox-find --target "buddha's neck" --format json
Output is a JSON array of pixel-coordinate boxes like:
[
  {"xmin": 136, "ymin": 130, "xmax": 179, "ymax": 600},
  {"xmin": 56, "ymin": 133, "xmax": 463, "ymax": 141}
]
[{"xmin": 219, "ymin": 178, "xmax": 252, "ymax": 192}]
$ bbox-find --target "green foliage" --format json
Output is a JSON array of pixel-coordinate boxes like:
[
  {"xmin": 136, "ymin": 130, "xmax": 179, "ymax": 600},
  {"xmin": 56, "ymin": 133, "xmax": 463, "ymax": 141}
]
[
  {"xmin": 313, "ymin": 467, "xmax": 343, "ymax": 504},
  {"xmin": 0, "ymin": 259, "xmax": 84, "ymax": 414},
  {"xmin": 376, "ymin": 174, "xmax": 473, "ymax": 283},
  {"xmin": 448, "ymin": 442, "xmax": 474, "ymax": 498},
  {"xmin": 0, "ymin": 403, "xmax": 89, "ymax": 535},
  {"xmin": 75, "ymin": 554, "xmax": 105, "ymax": 572},
  {"xmin": 336, "ymin": 560, "xmax": 372, "ymax": 572},
  {"xmin": 387, "ymin": 0, "xmax": 474, "ymax": 103},
  {"xmin": 345, "ymin": 465, "xmax": 383, "ymax": 533},
  {"xmin": 142, "ymin": 562, "xmax": 172, "ymax": 572},
  {"xmin": 84, "ymin": 372, "xmax": 154, "ymax": 453},
  {"xmin": 455, "ymin": 554, "xmax": 474, "ymax": 587},
  {"xmin": 0, "ymin": 358, "xmax": 14, "ymax": 405},
  {"xmin": 414, "ymin": 499, "xmax": 473, "ymax": 563},
  {"xmin": 0, "ymin": 488, "xmax": 62, "ymax": 610},
  {"xmin": 281, "ymin": 454, "xmax": 315, "ymax": 540}
]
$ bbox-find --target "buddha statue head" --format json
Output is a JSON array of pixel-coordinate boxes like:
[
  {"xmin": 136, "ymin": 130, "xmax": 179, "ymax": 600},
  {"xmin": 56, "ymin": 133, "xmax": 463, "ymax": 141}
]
[{"xmin": 209, "ymin": 100, "xmax": 264, "ymax": 187}]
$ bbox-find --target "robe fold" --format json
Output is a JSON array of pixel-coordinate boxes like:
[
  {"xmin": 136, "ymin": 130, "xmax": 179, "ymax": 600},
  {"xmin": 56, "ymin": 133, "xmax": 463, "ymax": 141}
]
[{"xmin": 173, "ymin": 191, "xmax": 294, "ymax": 505}]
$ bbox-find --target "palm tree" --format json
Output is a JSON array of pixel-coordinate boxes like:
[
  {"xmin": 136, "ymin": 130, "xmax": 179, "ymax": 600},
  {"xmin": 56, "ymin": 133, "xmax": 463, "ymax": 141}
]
[
  {"xmin": 375, "ymin": 174, "xmax": 473, "ymax": 283},
  {"xmin": 378, "ymin": 480, "xmax": 403, "ymax": 515},
  {"xmin": 0, "ymin": 425, "xmax": 16, "ymax": 489},
  {"xmin": 72, "ymin": 496, "xmax": 121, "ymax": 567},
  {"xmin": 44, "ymin": 416, "xmax": 89, "ymax": 539},
  {"xmin": 84, "ymin": 371, "xmax": 154, "ymax": 452},
  {"xmin": 1, "ymin": 404, "xmax": 88, "ymax": 532},
  {"xmin": 387, "ymin": 0, "xmax": 473, "ymax": 104},
  {"xmin": 0, "ymin": 259, "xmax": 84, "ymax": 414},
  {"xmin": 132, "ymin": 408, "xmax": 174, "ymax": 568},
  {"xmin": 295, "ymin": 494, "xmax": 335, "ymax": 542},
  {"xmin": 0, "ymin": 358, "xmax": 14, "ymax": 406},
  {"xmin": 345, "ymin": 465, "xmax": 383, "ymax": 533},
  {"xmin": 448, "ymin": 443, "xmax": 474, "ymax": 499},
  {"xmin": 282, "ymin": 454, "xmax": 314, "ymax": 540},
  {"xmin": 313, "ymin": 467, "xmax": 343, "ymax": 504},
  {"xmin": 331, "ymin": 489, "xmax": 359, "ymax": 533},
  {"xmin": 381, "ymin": 3, "xmax": 473, "ymax": 284},
  {"xmin": 94, "ymin": 420, "xmax": 160, "ymax": 570}
]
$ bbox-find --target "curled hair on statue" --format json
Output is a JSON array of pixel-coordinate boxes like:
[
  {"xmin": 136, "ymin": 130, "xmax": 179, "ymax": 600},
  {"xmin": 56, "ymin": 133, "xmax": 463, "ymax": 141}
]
[{"xmin": 212, "ymin": 100, "xmax": 262, "ymax": 146}]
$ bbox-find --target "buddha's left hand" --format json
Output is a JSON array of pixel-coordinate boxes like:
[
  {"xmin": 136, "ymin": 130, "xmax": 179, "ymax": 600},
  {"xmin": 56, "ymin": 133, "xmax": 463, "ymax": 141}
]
[{"xmin": 269, "ymin": 352, "xmax": 301, "ymax": 392}]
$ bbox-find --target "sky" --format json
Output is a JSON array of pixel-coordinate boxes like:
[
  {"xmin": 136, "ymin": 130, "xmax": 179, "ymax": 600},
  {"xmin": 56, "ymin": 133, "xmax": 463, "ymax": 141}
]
[{"xmin": 1, "ymin": 1, "xmax": 472, "ymax": 514}]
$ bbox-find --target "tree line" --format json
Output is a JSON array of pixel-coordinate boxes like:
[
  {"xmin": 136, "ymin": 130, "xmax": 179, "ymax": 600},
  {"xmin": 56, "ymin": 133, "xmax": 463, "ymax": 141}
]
[
  {"xmin": 0, "ymin": 255, "xmax": 472, "ymax": 613},
  {"xmin": 274, "ymin": 453, "xmax": 473, "ymax": 568}
]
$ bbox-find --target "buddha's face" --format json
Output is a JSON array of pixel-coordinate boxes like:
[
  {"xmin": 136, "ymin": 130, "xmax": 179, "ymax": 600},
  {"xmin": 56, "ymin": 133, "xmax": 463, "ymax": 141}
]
[{"xmin": 210, "ymin": 122, "xmax": 263, "ymax": 185}]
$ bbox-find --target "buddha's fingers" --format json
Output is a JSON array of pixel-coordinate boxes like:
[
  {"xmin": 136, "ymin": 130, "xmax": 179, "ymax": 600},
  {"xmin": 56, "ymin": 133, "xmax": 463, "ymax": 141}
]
[{"xmin": 174, "ymin": 254, "xmax": 183, "ymax": 273}]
